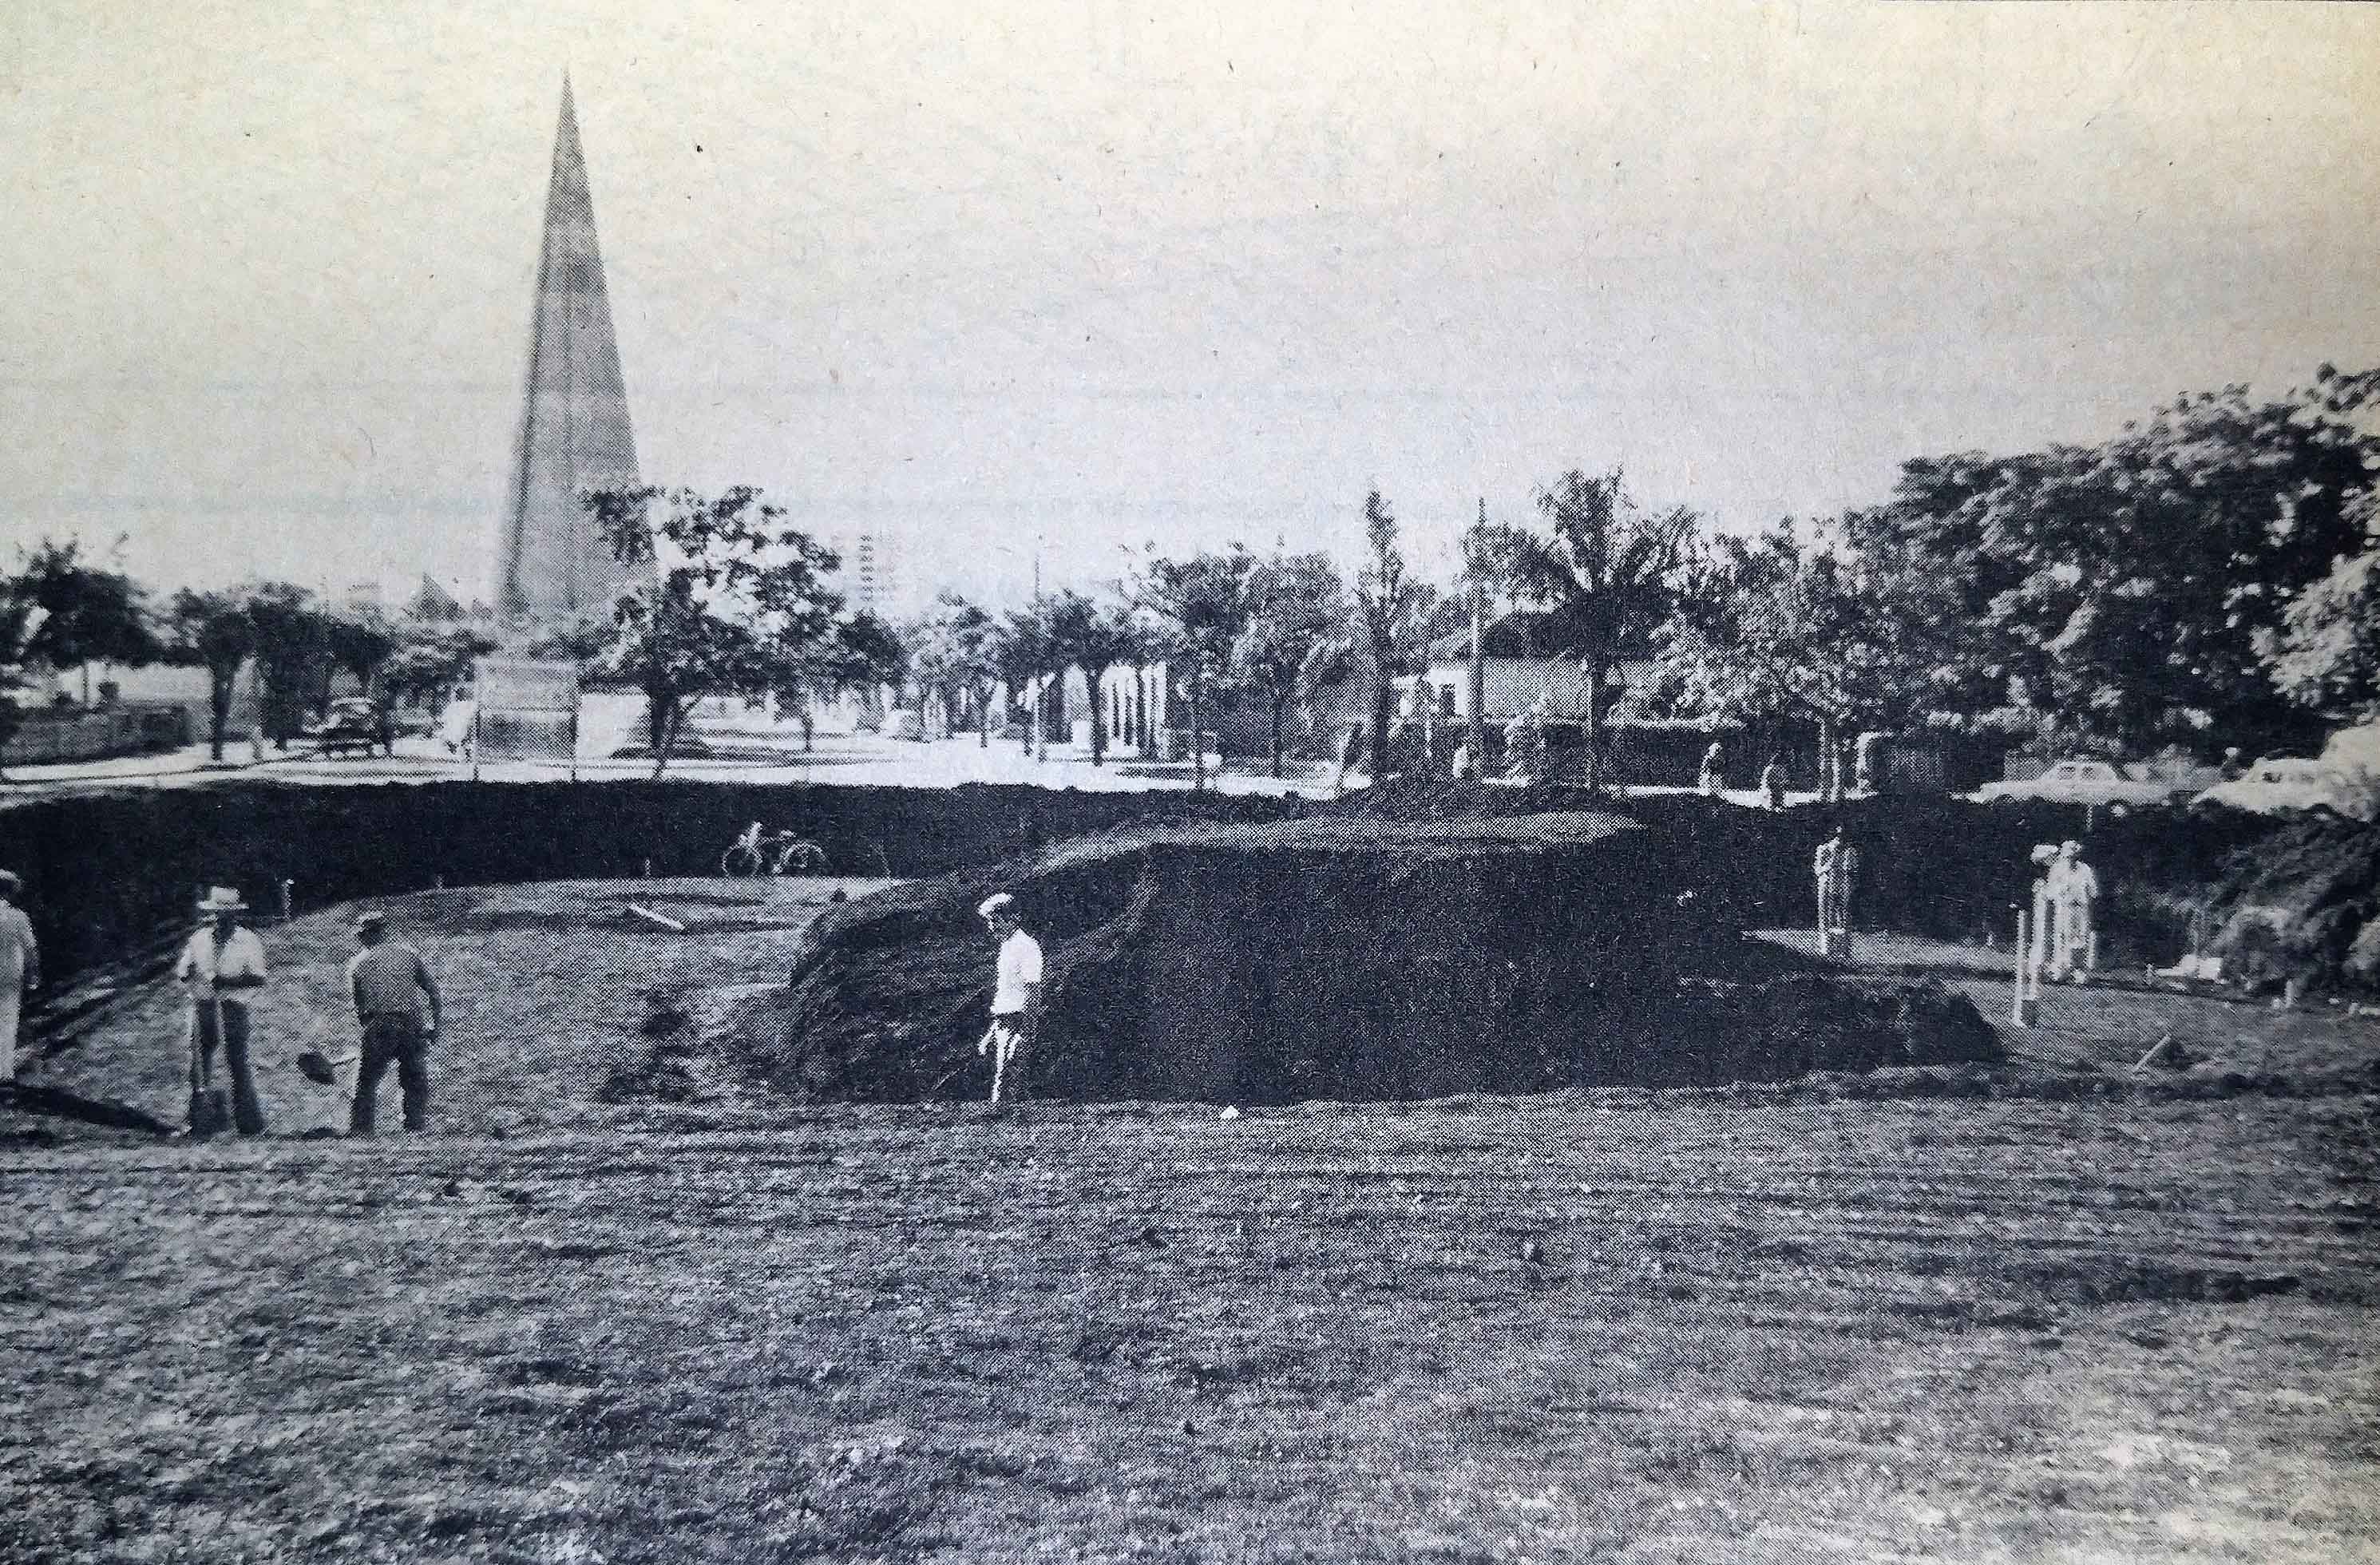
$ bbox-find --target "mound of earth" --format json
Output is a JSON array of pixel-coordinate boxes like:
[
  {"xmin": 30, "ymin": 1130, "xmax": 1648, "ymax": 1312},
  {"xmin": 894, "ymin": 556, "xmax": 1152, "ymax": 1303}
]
[
  {"xmin": 743, "ymin": 812, "xmax": 1997, "ymax": 1103},
  {"xmin": 2198, "ymin": 813, "xmax": 2380, "ymax": 992}
]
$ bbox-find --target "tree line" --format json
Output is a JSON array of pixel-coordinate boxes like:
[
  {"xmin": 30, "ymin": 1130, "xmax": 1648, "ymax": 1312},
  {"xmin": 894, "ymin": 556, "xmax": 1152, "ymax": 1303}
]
[{"xmin": 6, "ymin": 364, "xmax": 2376, "ymax": 781}]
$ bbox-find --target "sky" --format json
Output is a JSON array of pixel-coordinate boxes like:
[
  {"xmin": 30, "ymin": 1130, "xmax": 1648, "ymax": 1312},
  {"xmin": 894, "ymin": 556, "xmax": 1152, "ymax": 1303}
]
[{"xmin": 2, "ymin": 0, "xmax": 2376, "ymax": 612}]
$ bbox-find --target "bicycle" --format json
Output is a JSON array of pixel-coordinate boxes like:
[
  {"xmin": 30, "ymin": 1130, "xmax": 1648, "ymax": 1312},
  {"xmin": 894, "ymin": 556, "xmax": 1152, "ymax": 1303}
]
[{"xmin": 720, "ymin": 826, "xmax": 828, "ymax": 878}]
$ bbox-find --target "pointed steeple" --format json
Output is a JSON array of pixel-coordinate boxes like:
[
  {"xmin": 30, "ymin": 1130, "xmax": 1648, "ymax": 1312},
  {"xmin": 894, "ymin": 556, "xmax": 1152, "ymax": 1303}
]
[{"xmin": 492, "ymin": 76, "xmax": 645, "ymax": 620}]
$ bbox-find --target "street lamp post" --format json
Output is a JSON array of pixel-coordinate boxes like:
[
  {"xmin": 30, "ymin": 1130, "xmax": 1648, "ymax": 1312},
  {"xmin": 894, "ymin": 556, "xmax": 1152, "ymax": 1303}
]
[{"xmin": 1466, "ymin": 498, "xmax": 1488, "ymax": 772}]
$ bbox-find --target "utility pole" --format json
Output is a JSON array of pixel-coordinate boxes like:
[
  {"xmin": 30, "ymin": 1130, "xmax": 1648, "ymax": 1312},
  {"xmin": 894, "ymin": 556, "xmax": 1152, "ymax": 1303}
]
[{"xmin": 1467, "ymin": 497, "xmax": 1488, "ymax": 771}]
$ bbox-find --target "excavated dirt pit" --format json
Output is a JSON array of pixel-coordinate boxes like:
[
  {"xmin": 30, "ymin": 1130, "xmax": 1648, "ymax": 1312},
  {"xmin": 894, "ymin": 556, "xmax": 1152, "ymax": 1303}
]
[{"xmin": 755, "ymin": 813, "xmax": 1998, "ymax": 1103}]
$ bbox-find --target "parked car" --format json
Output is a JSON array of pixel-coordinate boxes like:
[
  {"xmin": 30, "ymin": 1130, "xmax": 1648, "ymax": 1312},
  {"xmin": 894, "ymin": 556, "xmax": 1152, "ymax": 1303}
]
[
  {"xmin": 299, "ymin": 698, "xmax": 390, "ymax": 758},
  {"xmin": 389, "ymin": 704, "xmax": 438, "ymax": 739},
  {"xmin": 2191, "ymin": 758, "xmax": 2375, "ymax": 820},
  {"xmin": 883, "ymin": 709, "xmax": 929, "ymax": 742},
  {"xmin": 1970, "ymin": 759, "xmax": 2186, "ymax": 810}
]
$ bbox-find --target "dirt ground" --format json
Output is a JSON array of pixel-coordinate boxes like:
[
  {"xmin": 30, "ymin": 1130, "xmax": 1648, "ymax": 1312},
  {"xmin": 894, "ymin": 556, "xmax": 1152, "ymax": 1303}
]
[{"xmin": 3, "ymin": 883, "xmax": 2378, "ymax": 1561}]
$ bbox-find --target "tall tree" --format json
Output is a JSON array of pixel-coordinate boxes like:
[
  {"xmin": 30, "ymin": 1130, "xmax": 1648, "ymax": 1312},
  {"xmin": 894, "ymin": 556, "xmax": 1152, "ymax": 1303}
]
[
  {"xmin": 583, "ymin": 485, "xmax": 845, "ymax": 777},
  {"xmin": 241, "ymin": 582, "xmax": 333, "ymax": 747},
  {"xmin": 908, "ymin": 592, "xmax": 1004, "ymax": 744},
  {"xmin": 1238, "ymin": 550, "xmax": 1344, "ymax": 777},
  {"xmin": 166, "ymin": 588, "xmax": 258, "ymax": 762},
  {"xmin": 814, "ymin": 611, "xmax": 909, "ymax": 710},
  {"xmin": 1843, "ymin": 378, "xmax": 2380, "ymax": 753},
  {"xmin": 1137, "ymin": 549, "xmax": 1253, "ymax": 790},
  {"xmin": 1660, "ymin": 520, "xmax": 1928, "ymax": 798},
  {"xmin": 0, "ymin": 597, "xmax": 46, "ymax": 775},
  {"xmin": 1044, "ymin": 591, "xmax": 1146, "ymax": 767},
  {"xmin": 11, "ymin": 538, "xmax": 162, "ymax": 701},
  {"xmin": 2264, "ymin": 530, "xmax": 2380, "ymax": 726},
  {"xmin": 1348, "ymin": 493, "xmax": 1438, "ymax": 780},
  {"xmin": 380, "ymin": 623, "xmax": 499, "ymax": 710},
  {"xmin": 324, "ymin": 607, "xmax": 399, "ymax": 699},
  {"xmin": 1483, "ymin": 470, "xmax": 1698, "ymax": 790},
  {"xmin": 996, "ymin": 600, "xmax": 1059, "ymax": 757},
  {"xmin": 2263, "ymin": 367, "xmax": 2380, "ymax": 727}
]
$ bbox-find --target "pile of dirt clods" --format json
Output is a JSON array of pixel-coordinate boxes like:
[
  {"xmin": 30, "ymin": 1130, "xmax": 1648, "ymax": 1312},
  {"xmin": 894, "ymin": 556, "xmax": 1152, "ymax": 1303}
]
[{"xmin": 740, "ymin": 812, "xmax": 1997, "ymax": 1104}]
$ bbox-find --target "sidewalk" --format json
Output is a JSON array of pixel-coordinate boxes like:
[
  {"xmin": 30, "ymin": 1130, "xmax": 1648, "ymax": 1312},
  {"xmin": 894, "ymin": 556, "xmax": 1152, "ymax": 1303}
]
[{"xmin": 0, "ymin": 731, "xmax": 1338, "ymax": 800}]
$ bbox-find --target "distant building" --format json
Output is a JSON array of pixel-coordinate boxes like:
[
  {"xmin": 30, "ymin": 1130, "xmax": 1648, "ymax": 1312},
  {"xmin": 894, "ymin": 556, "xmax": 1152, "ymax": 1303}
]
[
  {"xmin": 1412, "ymin": 605, "xmax": 1652, "ymax": 722},
  {"xmin": 406, "ymin": 573, "xmax": 466, "ymax": 622},
  {"xmin": 343, "ymin": 580, "xmax": 386, "ymax": 615},
  {"xmin": 826, "ymin": 530, "xmax": 907, "ymax": 620}
]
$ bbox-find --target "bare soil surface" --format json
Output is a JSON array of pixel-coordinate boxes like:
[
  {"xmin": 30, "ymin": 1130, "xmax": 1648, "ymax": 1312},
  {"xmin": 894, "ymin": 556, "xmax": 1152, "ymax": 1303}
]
[{"xmin": 2, "ymin": 882, "xmax": 2378, "ymax": 1561}]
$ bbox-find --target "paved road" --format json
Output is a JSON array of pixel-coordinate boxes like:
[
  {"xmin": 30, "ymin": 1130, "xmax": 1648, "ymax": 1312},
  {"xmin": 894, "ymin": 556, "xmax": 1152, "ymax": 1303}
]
[{"xmin": 0, "ymin": 728, "xmax": 1343, "ymax": 799}]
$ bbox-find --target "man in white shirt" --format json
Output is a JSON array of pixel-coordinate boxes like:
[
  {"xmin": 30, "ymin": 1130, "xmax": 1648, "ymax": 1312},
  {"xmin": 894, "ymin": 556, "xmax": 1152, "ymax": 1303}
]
[
  {"xmin": 975, "ymin": 893, "xmax": 1043, "ymax": 1103},
  {"xmin": 174, "ymin": 886, "xmax": 269, "ymax": 1136},
  {"xmin": 2049, "ymin": 840, "xmax": 2101, "ymax": 981},
  {"xmin": 0, "ymin": 870, "xmax": 38, "ymax": 1083}
]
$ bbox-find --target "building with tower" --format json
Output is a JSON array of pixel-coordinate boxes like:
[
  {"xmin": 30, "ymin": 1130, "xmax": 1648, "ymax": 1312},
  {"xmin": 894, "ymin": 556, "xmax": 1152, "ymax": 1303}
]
[{"xmin": 490, "ymin": 77, "xmax": 646, "ymax": 621}]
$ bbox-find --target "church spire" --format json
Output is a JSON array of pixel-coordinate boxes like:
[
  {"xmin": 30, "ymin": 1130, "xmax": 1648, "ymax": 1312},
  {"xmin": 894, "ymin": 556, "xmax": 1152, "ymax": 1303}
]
[{"xmin": 492, "ymin": 77, "xmax": 644, "ymax": 620}]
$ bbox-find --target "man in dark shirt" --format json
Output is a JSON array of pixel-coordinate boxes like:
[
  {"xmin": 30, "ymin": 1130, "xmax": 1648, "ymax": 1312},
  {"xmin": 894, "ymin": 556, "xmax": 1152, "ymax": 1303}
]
[{"xmin": 344, "ymin": 910, "xmax": 442, "ymax": 1134}]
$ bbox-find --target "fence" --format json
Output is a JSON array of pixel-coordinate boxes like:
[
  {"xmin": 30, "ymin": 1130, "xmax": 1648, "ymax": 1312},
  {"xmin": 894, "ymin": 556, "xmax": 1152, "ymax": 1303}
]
[{"xmin": 0, "ymin": 706, "xmax": 190, "ymax": 767}]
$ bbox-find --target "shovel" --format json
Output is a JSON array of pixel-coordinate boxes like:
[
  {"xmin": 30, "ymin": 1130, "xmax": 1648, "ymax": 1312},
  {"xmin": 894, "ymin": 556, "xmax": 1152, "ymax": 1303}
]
[{"xmin": 186, "ymin": 989, "xmax": 232, "ymax": 1138}]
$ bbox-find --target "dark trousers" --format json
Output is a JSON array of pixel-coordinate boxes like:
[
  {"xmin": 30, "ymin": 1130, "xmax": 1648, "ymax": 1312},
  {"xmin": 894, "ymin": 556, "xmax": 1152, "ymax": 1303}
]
[
  {"xmin": 351, "ymin": 1014, "xmax": 430, "ymax": 1133},
  {"xmin": 191, "ymin": 1000, "xmax": 267, "ymax": 1135}
]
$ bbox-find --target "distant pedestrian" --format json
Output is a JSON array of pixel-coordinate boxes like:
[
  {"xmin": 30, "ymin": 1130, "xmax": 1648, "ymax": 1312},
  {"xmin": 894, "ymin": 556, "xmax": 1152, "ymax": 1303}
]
[
  {"xmin": 2026, "ymin": 843, "xmax": 2059, "ymax": 980},
  {"xmin": 0, "ymin": 871, "xmax": 38, "ymax": 1084},
  {"xmin": 1760, "ymin": 755, "xmax": 1788, "ymax": 811},
  {"xmin": 975, "ymin": 893, "xmax": 1043, "ymax": 1103},
  {"xmin": 1334, "ymin": 720, "xmax": 1365, "ymax": 797},
  {"xmin": 1813, "ymin": 823, "xmax": 1860, "ymax": 958},
  {"xmin": 1698, "ymin": 741, "xmax": 1727, "ymax": 798},
  {"xmin": 344, "ymin": 910, "xmax": 442, "ymax": 1135},
  {"xmin": 176, "ymin": 886, "xmax": 268, "ymax": 1137},
  {"xmin": 2048, "ymin": 840, "xmax": 2101, "ymax": 981}
]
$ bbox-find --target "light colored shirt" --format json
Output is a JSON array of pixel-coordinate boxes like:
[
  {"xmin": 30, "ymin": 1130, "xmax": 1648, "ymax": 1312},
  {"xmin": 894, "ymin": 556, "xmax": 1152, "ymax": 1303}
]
[
  {"xmin": 0, "ymin": 905, "xmax": 35, "ymax": 991},
  {"xmin": 347, "ymin": 942, "xmax": 434, "ymax": 1020},
  {"xmin": 992, "ymin": 929, "xmax": 1043, "ymax": 1016},
  {"xmin": 175, "ymin": 925, "xmax": 267, "ymax": 1004}
]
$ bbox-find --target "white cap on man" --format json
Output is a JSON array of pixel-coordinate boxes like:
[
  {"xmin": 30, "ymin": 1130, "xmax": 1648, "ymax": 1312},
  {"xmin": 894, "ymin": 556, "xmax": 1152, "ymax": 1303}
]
[{"xmin": 977, "ymin": 893, "xmax": 1018, "ymax": 921}]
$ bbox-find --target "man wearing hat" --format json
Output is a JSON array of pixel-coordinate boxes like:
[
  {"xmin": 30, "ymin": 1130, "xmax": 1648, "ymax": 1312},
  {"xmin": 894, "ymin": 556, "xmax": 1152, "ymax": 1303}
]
[
  {"xmin": 2026, "ymin": 843, "xmax": 2060, "ymax": 985},
  {"xmin": 344, "ymin": 910, "xmax": 442, "ymax": 1134},
  {"xmin": 974, "ymin": 893, "xmax": 1043, "ymax": 1103},
  {"xmin": 2049, "ymin": 840, "xmax": 2101, "ymax": 982},
  {"xmin": 174, "ymin": 887, "xmax": 269, "ymax": 1135},
  {"xmin": 0, "ymin": 871, "xmax": 38, "ymax": 1083}
]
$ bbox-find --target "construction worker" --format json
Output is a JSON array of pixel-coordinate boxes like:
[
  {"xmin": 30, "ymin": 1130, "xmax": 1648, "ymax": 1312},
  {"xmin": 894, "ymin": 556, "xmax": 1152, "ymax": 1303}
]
[
  {"xmin": 2049, "ymin": 840, "xmax": 2101, "ymax": 981},
  {"xmin": 2027, "ymin": 843, "xmax": 2059, "ymax": 983},
  {"xmin": 176, "ymin": 886, "xmax": 268, "ymax": 1136},
  {"xmin": 345, "ymin": 910, "xmax": 442, "ymax": 1134},
  {"xmin": 1813, "ymin": 824, "xmax": 1860, "ymax": 958},
  {"xmin": 1698, "ymin": 740, "xmax": 1727, "ymax": 797},
  {"xmin": 1333, "ymin": 720, "xmax": 1365, "ymax": 797},
  {"xmin": 975, "ymin": 893, "xmax": 1043, "ymax": 1103},
  {"xmin": 0, "ymin": 870, "xmax": 38, "ymax": 1083}
]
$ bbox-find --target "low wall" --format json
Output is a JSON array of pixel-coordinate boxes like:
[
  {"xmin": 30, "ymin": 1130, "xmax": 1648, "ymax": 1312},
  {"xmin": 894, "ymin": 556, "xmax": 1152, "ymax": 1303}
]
[
  {"xmin": 1, "ymin": 707, "xmax": 189, "ymax": 767},
  {"xmin": 0, "ymin": 780, "xmax": 1301, "ymax": 989}
]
